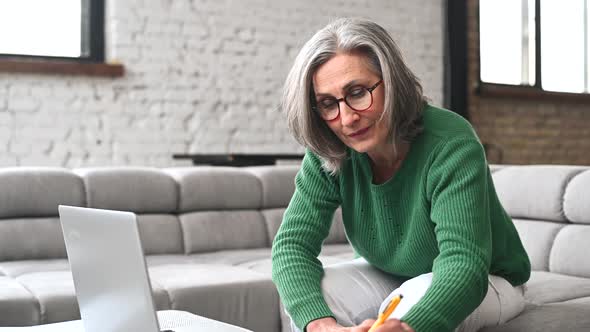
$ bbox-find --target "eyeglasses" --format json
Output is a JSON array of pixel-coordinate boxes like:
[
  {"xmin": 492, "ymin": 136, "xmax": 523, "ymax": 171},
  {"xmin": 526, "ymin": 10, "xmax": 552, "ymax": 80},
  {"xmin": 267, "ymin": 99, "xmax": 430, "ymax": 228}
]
[{"xmin": 314, "ymin": 80, "xmax": 383, "ymax": 121}]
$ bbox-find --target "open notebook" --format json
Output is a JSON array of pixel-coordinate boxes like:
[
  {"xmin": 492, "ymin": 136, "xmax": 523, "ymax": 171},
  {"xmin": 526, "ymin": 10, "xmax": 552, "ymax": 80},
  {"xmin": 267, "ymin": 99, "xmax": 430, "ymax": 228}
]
[{"xmin": 378, "ymin": 272, "xmax": 433, "ymax": 320}]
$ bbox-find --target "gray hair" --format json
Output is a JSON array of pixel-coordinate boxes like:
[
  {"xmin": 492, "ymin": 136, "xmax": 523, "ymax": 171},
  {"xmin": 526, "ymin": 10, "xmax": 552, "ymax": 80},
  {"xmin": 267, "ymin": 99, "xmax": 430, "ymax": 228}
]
[{"xmin": 282, "ymin": 17, "xmax": 426, "ymax": 174}]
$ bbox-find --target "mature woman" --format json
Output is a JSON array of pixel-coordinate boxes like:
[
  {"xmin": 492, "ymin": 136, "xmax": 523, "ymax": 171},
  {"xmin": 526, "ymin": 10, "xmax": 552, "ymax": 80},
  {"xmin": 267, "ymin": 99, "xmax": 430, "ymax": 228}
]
[{"xmin": 271, "ymin": 18, "xmax": 531, "ymax": 332}]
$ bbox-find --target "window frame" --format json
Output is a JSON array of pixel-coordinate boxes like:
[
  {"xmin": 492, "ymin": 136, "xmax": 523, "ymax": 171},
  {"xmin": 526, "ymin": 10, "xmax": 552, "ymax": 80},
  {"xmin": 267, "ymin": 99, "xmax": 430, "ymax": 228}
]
[
  {"xmin": 0, "ymin": 0, "xmax": 104, "ymax": 63},
  {"xmin": 0, "ymin": 0, "xmax": 122, "ymax": 77},
  {"xmin": 477, "ymin": 0, "xmax": 590, "ymax": 101},
  {"xmin": 85, "ymin": 0, "xmax": 106, "ymax": 63}
]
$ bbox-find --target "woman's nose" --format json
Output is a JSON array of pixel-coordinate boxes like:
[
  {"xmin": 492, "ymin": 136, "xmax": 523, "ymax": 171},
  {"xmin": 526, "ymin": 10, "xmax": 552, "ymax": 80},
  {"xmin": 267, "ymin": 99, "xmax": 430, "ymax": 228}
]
[{"xmin": 339, "ymin": 102, "xmax": 359, "ymax": 127}]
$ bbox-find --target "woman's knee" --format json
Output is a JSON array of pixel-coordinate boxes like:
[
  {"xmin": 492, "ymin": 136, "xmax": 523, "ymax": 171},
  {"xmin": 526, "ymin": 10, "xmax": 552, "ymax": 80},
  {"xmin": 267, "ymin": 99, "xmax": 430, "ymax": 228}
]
[
  {"xmin": 456, "ymin": 275, "xmax": 526, "ymax": 332},
  {"xmin": 319, "ymin": 258, "xmax": 402, "ymax": 325},
  {"xmin": 491, "ymin": 276, "xmax": 525, "ymax": 324}
]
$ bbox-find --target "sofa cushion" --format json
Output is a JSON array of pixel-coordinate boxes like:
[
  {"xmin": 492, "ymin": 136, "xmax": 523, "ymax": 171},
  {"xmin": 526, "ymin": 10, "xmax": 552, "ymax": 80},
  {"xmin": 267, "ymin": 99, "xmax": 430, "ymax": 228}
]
[
  {"xmin": 235, "ymin": 244, "xmax": 354, "ymax": 276},
  {"xmin": 0, "ymin": 259, "xmax": 69, "ymax": 278},
  {"xmin": 190, "ymin": 249, "xmax": 275, "ymax": 276},
  {"xmin": 172, "ymin": 247, "xmax": 350, "ymax": 274},
  {"xmin": 524, "ymin": 271, "xmax": 590, "ymax": 305},
  {"xmin": 563, "ymin": 169, "xmax": 590, "ymax": 224},
  {"xmin": 148, "ymin": 264, "xmax": 279, "ymax": 332},
  {"xmin": 0, "ymin": 218, "xmax": 67, "ymax": 261},
  {"xmin": 480, "ymin": 301, "xmax": 590, "ymax": 332},
  {"xmin": 180, "ymin": 211, "xmax": 269, "ymax": 254},
  {"xmin": 0, "ymin": 276, "xmax": 39, "ymax": 326},
  {"xmin": 189, "ymin": 248, "xmax": 273, "ymax": 266},
  {"xmin": 512, "ymin": 219, "xmax": 564, "ymax": 271},
  {"xmin": 260, "ymin": 208, "xmax": 284, "ymax": 244},
  {"xmin": 15, "ymin": 271, "xmax": 79, "ymax": 324},
  {"xmin": 561, "ymin": 296, "xmax": 590, "ymax": 305},
  {"xmin": 75, "ymin": 168, "xmax": 177, "ymax": 213},
  {"xmin": 0, "ymin": 266, "xmax": 172, "ymax": 326},
  {"xmin": 246, "ymin": 166, "xmax": 299, "ymax": 209},
  {"xmin": 241, "ymin": 255, "xmax": 354, "ymax": 277},
  {"xmin": 176, "ymin": 246, "xmax": 353, "ymax": 278},
  {"xmin": 549, "ymin": 225, "xmax": 590, "ymax": 278},
  {"xmin": 143, "ymin": 277, "xmax": 174, "ymax": 312},
  {"xmin": 326, "ymin": 208, "xmax": 347, "ymax": 244},
  {"xmin": 0, "ymin": 168, "xmax": 83, "ymax": 262},
  {"xmin": 0, "ymin": 168, "xmax": 85, "ymax": 218},
  {"xmin": 319, "ymin": 244, "xmax": 355, "ymax": 259},
  {"xmin": 492, "ymin": 166, "xmax": 586, "ymax": 222},
  {"xmin": 137, "ymin": 215, "xmax": 183, "ymax": 255},
  {"xmin": 261, "ymin": 207, "xmax": 348, "ymax": 245},
  {"xmin": 145, "ymin": 254, "xmax": 196, "ymax": 266},
  {"xmin": 165, "ymin": 167, "xmax": 262, "ymax": 212}
]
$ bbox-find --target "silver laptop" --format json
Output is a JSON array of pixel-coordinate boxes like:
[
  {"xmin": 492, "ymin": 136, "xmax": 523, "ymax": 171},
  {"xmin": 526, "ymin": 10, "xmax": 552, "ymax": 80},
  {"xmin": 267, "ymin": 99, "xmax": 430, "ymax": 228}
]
[{"xmin": 58, "ymin": 205, "xmax": 252, "ymax": 332}]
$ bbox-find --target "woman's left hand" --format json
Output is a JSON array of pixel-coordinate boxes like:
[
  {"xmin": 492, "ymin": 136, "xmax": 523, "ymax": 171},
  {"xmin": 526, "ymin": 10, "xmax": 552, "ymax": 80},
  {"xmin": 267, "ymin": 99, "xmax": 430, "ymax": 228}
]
[{"xmin": 372, "ymin": 319, "xmax": 414, "ymax": 332}]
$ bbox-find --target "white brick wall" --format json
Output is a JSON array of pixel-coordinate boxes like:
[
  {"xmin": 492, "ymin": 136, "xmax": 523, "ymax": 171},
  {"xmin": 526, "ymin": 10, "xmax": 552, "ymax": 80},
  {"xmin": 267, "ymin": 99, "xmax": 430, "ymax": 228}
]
[{"xmin": 0, "ymin": 0, "xmax": 445, "ymax": 167}]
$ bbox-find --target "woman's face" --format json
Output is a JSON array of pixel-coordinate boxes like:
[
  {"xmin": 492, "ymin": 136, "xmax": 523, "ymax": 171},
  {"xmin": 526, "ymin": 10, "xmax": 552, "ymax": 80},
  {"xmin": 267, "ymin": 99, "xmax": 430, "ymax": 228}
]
[{"xmin": 312, "ymin": 52, "xmax": 389, "ymax": 156}]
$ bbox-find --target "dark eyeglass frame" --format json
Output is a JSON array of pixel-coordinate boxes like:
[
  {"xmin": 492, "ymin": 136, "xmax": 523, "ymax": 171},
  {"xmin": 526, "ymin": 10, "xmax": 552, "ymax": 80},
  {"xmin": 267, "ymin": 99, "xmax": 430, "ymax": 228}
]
[{"xmin": 314, "ymin": 79, "xmax": 383, "ymax": 121}]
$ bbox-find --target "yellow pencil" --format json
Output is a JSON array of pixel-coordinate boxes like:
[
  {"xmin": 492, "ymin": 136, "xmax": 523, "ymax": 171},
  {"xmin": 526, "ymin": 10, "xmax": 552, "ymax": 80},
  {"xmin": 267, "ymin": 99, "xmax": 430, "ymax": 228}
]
[{"xmin": 368, "ymin": 294, "xmax": 403, "ymax": 332}]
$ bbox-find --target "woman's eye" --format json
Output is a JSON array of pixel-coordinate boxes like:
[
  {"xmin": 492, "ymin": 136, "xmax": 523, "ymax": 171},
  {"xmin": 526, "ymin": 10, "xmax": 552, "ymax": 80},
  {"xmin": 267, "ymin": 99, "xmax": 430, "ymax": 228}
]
[
  {"xmin": 349, "ymin": 88, "xmax": 366, "ymax": 98},
  {"xmin": 320, "ymin": 99, "xmax": 337, "ymax": 108}
]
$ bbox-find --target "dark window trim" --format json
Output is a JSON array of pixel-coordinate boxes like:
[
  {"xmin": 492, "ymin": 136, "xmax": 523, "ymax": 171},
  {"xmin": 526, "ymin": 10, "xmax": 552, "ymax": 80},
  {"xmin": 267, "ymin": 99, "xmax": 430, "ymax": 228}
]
[
  {"xmin": 0, "ymin": 0, "xmax": 104, "ymax": 62},
  {"xmin": 534, "ymin": 0, "xmax": 542, "ymax": 90},
  {"xmin": 476, "ymin": 0, "xmax": 589, "ymax": 99},
  {"xmin": 85, "ymin": 0, "xmax": 105, "ymax": 62},
  {"xmin": 445, "ymin": 0, "xmax": 469, "ymax": 120}
]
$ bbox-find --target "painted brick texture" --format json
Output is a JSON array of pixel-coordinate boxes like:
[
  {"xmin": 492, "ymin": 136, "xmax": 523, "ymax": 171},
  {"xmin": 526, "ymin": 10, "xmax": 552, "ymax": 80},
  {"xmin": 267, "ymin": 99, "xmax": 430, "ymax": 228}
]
[{"xmin": 0, "ymin": 0, "xmax": 444, "ymax": 167}]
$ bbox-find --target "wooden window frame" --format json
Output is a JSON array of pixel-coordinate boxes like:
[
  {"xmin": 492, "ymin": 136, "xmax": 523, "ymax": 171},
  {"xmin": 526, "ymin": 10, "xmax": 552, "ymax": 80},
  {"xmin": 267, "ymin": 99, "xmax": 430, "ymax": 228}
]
[{"xmin": 0, "ymin": 0, "xmax": 123, "ymax": 77}]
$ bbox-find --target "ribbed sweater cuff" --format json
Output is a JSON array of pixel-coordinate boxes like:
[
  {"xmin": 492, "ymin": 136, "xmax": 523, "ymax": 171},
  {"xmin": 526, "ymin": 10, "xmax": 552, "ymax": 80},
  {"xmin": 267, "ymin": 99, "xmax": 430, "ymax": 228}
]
[{"xmin": 291, "ymin": 300, "xmax": 335, "ymax": 331}]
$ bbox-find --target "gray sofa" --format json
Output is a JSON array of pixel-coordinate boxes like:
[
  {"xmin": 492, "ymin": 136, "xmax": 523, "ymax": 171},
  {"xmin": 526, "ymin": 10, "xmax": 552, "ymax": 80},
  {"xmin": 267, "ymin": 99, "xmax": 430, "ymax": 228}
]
[{"xmin": 0, "ymin": 164, "xmax": 589, "ymax": 332}]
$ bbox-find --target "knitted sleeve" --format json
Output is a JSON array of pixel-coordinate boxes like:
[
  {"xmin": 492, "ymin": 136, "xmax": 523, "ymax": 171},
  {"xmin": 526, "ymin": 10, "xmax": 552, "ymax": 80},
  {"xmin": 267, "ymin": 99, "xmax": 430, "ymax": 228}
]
[
  {"xmin": 402, "ymin": 137, "xmax": 492, "ymax": 332},
  {"xmin": 271, "ymin": 150, "xmax": 341, "ymax": 330}
]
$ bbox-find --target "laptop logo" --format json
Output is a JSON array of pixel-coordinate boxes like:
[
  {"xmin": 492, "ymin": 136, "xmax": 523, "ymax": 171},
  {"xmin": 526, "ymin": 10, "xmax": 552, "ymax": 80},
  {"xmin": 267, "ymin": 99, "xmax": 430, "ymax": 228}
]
[{"xmin": 68, "ymin": 230, "xmax": 81, "ymax": 242}]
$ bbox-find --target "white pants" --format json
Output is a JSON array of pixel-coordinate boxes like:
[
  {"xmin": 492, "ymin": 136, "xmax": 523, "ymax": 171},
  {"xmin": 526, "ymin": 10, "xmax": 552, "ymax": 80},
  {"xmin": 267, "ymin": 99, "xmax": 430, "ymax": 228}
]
[{"xmin": 289, "ymin": 258, "xmax": 525, "ymax": 332}]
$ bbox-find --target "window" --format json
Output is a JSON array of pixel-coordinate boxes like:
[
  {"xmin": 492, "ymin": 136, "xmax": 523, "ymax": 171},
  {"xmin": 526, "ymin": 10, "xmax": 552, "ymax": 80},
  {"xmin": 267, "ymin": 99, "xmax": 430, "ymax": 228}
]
[
  {"xmin": 0, "ymin": 0, "xmax": 104, "ymax": 62},
  {"xmin": 479, "ymin": 0, "xmax": 589, "ymax": 94}
]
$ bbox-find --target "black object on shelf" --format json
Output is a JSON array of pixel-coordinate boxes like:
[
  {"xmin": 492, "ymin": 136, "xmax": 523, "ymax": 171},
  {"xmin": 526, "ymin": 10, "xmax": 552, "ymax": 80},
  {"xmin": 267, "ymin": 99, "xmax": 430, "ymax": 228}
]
[{"xmin": 172, "ymin": 153, "xmax": 304, "ymax": 167}]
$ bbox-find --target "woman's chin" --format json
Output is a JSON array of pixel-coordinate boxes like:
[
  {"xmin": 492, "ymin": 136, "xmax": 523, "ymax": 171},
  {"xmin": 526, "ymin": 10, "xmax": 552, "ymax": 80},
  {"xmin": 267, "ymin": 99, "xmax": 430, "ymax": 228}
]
[{"xmin": 346, "ymin": 141, "xmax": 374, "ymax": 154}]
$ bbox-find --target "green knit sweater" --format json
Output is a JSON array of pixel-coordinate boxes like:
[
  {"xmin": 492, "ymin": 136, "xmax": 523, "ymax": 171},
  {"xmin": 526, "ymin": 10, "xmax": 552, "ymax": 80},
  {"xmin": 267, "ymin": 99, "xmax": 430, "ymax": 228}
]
[{"xmin": 271, "ymin": 105, "xmax": 531, "ymax": 332}]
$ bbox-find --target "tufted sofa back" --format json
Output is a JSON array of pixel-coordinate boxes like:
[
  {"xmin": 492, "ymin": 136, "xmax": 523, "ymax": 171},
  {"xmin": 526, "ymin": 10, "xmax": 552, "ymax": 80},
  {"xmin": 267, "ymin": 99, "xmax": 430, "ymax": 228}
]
[
  {"xmin": 2, "ymin": 164, "xmax": 589, "ymax": 280},
  {"xmin": 0, "ymin": 165, "xmax": 346, "ymax": 262},
  {"xmin": 490, "ymin": 165, "xmax": 590, "ymax": 278},
  {"xmin": 0, "ymin": 168, "xmax": 85, "ymax": 261}
]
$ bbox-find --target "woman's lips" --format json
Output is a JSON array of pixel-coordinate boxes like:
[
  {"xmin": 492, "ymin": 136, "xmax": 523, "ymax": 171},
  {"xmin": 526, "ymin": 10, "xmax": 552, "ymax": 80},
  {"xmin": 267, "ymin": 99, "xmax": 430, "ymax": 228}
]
[{"xmin": 348, "ymin": 126, "xmax": 371, "ymax": 138}]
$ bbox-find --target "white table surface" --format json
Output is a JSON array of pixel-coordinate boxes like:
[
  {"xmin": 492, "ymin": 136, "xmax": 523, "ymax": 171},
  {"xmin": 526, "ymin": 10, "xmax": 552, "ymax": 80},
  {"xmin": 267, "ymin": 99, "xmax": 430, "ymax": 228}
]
[{"xmin": 0, "ymin": 310, "xmax": 252, "ymax": 332}]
